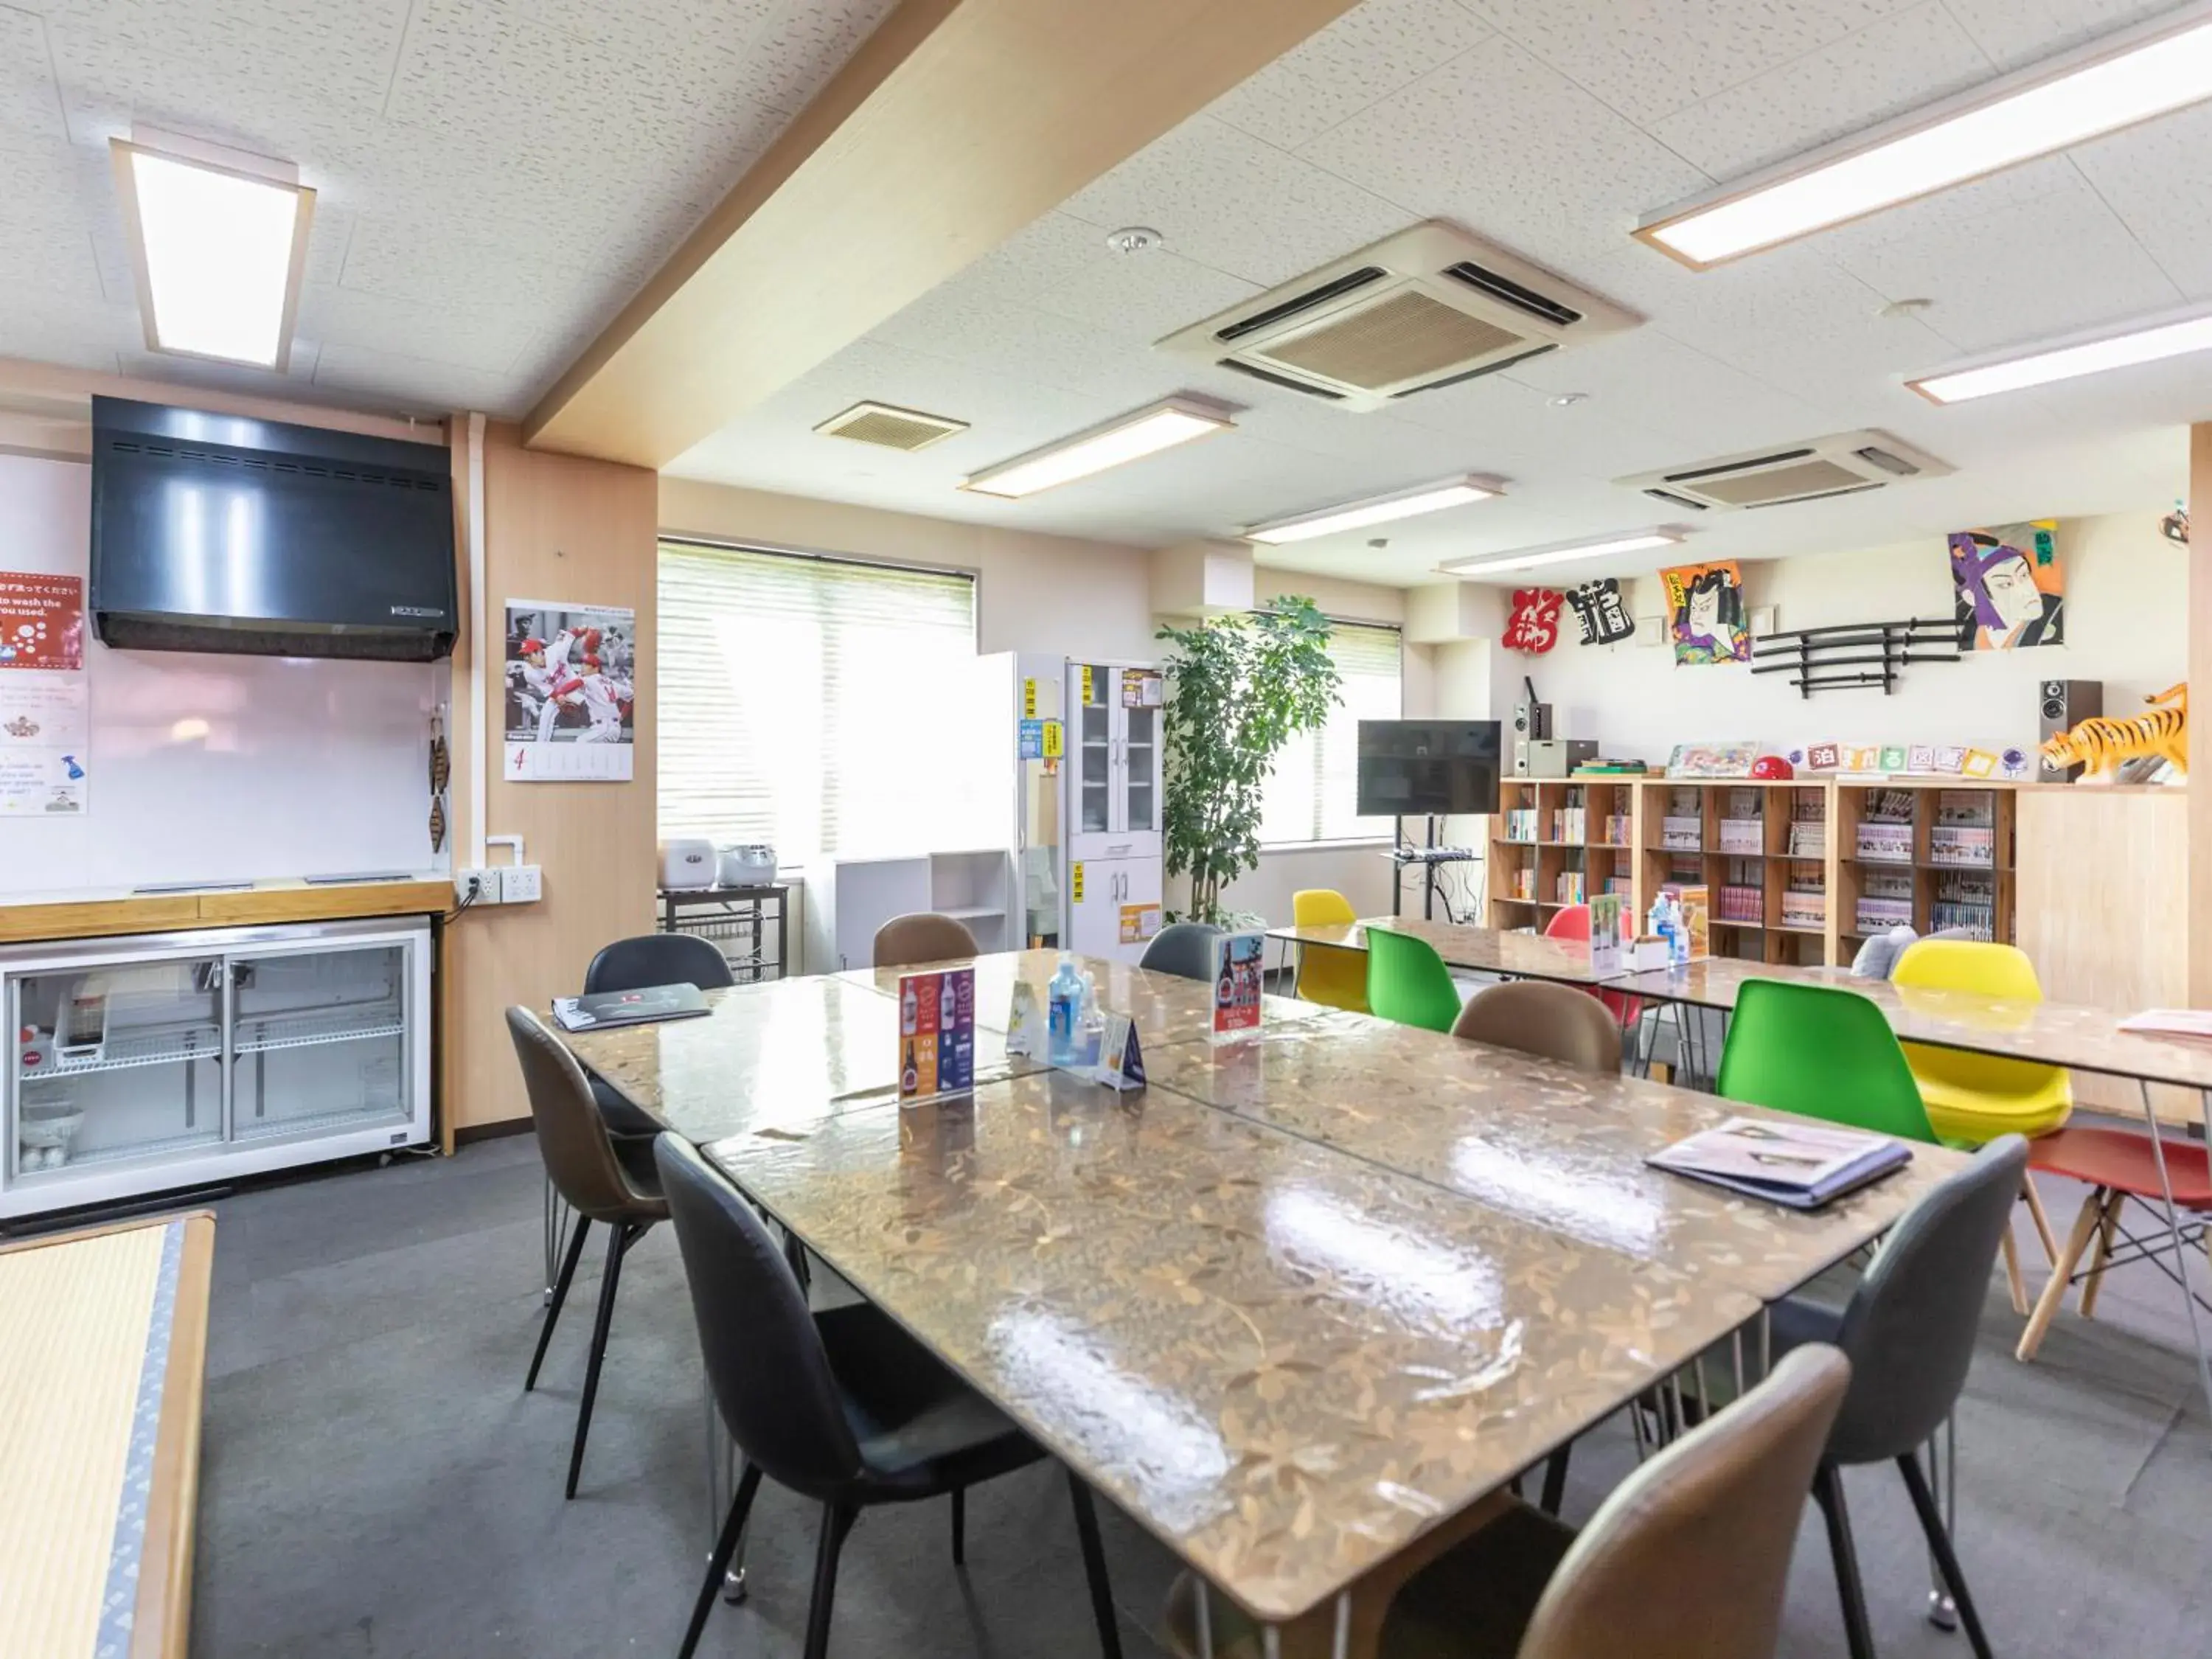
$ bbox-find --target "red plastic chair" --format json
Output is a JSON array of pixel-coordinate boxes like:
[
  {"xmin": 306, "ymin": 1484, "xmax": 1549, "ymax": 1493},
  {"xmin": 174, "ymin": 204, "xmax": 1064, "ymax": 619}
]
[
  {"xmin": 1544, "ymin": 902, "xmax": 1642, "ymax": 1031},
  {"xmin": 2017, "ymin": 1126, "xmax": 2212, "ymax": 1361}
]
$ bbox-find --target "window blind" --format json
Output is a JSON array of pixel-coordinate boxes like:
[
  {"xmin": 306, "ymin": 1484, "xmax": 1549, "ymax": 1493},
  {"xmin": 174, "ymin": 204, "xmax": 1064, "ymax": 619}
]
[
  {"xmin": 1259, "ymin": 621, "xmax": 1404, "ymax": 844},
  {"xmin": 658, "ymin": 542, "xmax": 977, "ymax": 855}
]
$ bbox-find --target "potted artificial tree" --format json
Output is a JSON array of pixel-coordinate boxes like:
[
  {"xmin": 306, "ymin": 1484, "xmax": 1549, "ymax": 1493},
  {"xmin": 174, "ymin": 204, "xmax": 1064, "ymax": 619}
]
[{"xmin": 1156, "ymin": 596, "xmax": 1341, "ymax": 924}]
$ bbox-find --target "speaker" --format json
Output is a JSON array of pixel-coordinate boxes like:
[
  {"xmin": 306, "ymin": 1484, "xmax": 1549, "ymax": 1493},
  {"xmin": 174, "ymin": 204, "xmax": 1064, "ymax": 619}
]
[
  {"xmin": 1514, "ymin": 699, "xmax": 1552, "ymax": 740},
  {"xmin": 2037, "ymin": 678, "xmax": 2101, "ymax": 780}
]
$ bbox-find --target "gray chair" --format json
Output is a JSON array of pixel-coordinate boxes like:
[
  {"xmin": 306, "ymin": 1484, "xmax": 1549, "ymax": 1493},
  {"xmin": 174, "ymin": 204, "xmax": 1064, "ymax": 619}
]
[
  {"xmin": 656, "ymin": 1134, "xmax": 1121, "ymax": 1659},
  {"xmin": 582, "ymin": 933, "xmax": 734, "ymax": 1135},
  {"xmin": 507, "ymin": 1006, "xmax": 670, "ymax": 1499},
  {"xmin": 1138, "ymin": 921, "xmax": 1222, "ymax": 981},
  {"xmin": 1452, "ymin": 979, "xmax": 1622, "ymax": 1074},
  {"xmin": 1769, "ymin": 1135, "xmax": 2028, "ymax": 1659},
  {"xmin": 873, "ymin": 912, "xmax": 980, "ymax": 969},
  {"xmin": 1164, "ymin": 1345, "xmax": 1851, "ymax": 1659}
]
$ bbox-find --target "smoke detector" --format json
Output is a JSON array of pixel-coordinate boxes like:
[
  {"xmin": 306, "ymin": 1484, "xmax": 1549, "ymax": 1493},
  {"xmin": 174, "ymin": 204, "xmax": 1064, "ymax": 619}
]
[
  {"xmin": 814, "ymin": 401, "xmax": 968, "ymax": 452},
  {"xmin": 1617, "ymin": 430, "xmax": 1952, "ymax": 512},
  {"xmin": 1157, "ymin": 220, "xmax": 1638, "ymax": 411}
]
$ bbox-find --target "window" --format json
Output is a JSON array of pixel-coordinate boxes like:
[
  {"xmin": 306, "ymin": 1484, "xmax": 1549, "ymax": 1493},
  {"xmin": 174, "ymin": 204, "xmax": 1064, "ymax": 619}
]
[
  {"xmin": 658, "ymin": 541, "xmax": 977, "ymax": 855},
  {"xmin": 1259, "ymin": 621, "xmax": 1404, "ymax": 844}
]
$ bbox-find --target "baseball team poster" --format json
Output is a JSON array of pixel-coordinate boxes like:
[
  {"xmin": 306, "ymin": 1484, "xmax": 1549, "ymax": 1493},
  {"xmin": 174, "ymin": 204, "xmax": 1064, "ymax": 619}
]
[{"xmin": 503, "ymin": 598, "xmax": 638, "ymax": 782}]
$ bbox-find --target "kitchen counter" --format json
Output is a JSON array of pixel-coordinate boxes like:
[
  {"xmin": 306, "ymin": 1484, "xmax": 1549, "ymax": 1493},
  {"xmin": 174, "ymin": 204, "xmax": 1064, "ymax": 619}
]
[{"xmin": 0, "ymin": 877, "xmax": 453, "ymax": 945}]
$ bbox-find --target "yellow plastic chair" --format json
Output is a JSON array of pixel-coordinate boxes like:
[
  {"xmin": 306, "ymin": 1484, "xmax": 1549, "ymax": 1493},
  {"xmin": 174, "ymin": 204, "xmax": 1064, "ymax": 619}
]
[
  {"xmin": 1291, "ymin": 888, "xmax": 1368, "ymax": 1015},
  {"xmin": 1893, "ymin": 937, "xmax": 2070, "ymax": 1311}
]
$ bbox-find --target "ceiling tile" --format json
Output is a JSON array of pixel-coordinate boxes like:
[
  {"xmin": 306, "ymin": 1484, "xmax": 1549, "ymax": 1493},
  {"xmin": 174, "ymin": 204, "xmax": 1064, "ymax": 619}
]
[
  {"xmin": 0, "ymin": 284, "xmax": 138, "ymax": 367},
  {"xmin": 1057, "ymin": 114, "xmax": 1411, "ymax": 288},
  {"xmin": 1028, "ymin": 249, "xmax": 1261, "ymax": 348},
  {"xmin": 313, "ymin": 342, "xmax": 523, "ymax": 417},
  {"xmin": 294, "ymin": 283, "xmax": 541, "ymax": 375},
  {"xmin": 1462, "ymin": 0, "xmax": 1913, "ymax": 126},
  {"xmin": 1938, "ymin": 0, "xmax": 2180, "ymax": 70},
  {"xmin": 1499, "ymin": 328, "xmax": 1834, "ymax": 455},
  {"xmin": 1204, "ymin": 0, "xmax": 1495, "ymax": 152},
  {"xmin": 1818, "ymin": 155, "xmax": 2183, "ymax": 350},
  {"xmin": 2070, "ymin": 101, "xmax": 2212, "ymax": 301},
  {"xmin": 1299, "ymin": 35, "xmax": 1713, "ymax": 271},
  {"xmin": 1645, "ymin": 1, "xmax": 1994, "ymax": 179},
  {"xmin": 0, "ymin": 5, "xmax": 67, "ymax": 141},
  {"xmin": 870, "ymin": 290, "xmax": 1192, "ymax": 410},
  {"xmin": 117, "ymin": 341, "xmax": 324, "ymax": 397}
]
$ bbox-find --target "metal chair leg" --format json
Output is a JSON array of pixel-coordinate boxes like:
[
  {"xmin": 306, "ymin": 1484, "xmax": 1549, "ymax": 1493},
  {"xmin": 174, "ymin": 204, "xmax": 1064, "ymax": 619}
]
[
  {"xmin": 802, "ymin": 1504, "xmax": 855, "ymax": 1659},
  {"xmin": 526, "ymin": 1215, "xmax": 590, "ymax": 1391},
  {"xmin": 950, "ymin": 1486, "xmax": 966, "ymax": 1565},
  {"xmin": 566, "ymin": 1221, "xmax": 636, "ymax": 1500},
  {"xmin": 1067, "ymin": 1470, "xmax": 1124, "ymax": 1659},
  {"xmin": 1812, "ymin": 1464, "xmax": 1877, "ymax": 1659},
  {"xmin": 1538, "ymin": 1445, "xmax": 1571, "ymax": 1514},
  {"xmin": 1899, "ymin": 1452, "xmax": 1994, "ymax": 1659},
  {"xmin": 679, "ymin": 1463, "xmax": 761, "ymax": 1659}
]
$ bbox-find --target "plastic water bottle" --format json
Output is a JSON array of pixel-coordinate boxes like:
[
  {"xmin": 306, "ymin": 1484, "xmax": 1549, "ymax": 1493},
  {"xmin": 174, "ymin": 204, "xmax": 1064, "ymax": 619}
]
[
  {"xmin": 1664, "ymin": 893, "xmax": 1689, "ymax": 966},
  {"xmin": 1646, "ymin": 896, "xmax": 1673, "ymax": 964},
  {"xmin": 1047, "ymin": 955, "xmax": 1082, "ymax": 1067},
  {"xmin": 1077, "ymin": 970, "xmax": 1105, "ymax": 1068}
]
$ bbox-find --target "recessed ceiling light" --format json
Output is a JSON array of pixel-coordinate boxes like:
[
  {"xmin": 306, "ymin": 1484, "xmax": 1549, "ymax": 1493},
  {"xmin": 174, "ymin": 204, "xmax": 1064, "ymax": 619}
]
[
  {"xmin": 1105, "ymin": 226, "xmax": 1163, "ymax": 255},
  {"xmin": 960, "ymin": 396, "xmax": 1234, "ymax": 498},
  {"xmin": 1437, "ymin": 529, "xmax": 1683, "ymax": 577},
  {"xmin": 1637, "ymin": 6, "xmax": 2212, "ymax": 269},
  {"xmin": 1548, "ymin": 392, "xmax": 1590, "ymax": 408},
  {"xmin": 1907, "ymin": 305, "xmax": 2212, "ymax": 403},
  {"xmin": 1242, "ymin": 476, "xmax": 1503, "ymax": 546},
  {"xmin": 111, "ymin": 128, "xmax": 314, "ymax": 369}
]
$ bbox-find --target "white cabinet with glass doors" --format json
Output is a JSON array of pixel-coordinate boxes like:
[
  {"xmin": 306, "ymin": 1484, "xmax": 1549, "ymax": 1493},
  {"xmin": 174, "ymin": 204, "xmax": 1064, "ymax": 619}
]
[{"xmin": 1065, "ymin": 659, "xmax": 1165, "ymax": 962}]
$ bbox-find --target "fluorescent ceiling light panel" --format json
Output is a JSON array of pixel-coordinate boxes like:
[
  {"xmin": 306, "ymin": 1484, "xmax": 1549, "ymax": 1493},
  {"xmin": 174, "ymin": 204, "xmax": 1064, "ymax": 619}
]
[
  {"xmin": 1907, "ymin": 307, "xmax": 2212, "ymax": 403},
  {"xmin": 1244, "ymin": 475, "xmax": 1502, "ymax": 545},
  {"xmin": 960, "ymin": 397, "xmax": 1233, "ymax": 498},
  {"xmin": 1438, "ymin": 529, "xmax": 1682, "ymax": 577},
  {"xmin": 1638, "ymin": 5, "xmax": 2212, "ymax": 268},
  {"xmin": 113, "ymin": 131, "xmax": 314, "ymax": 369}
]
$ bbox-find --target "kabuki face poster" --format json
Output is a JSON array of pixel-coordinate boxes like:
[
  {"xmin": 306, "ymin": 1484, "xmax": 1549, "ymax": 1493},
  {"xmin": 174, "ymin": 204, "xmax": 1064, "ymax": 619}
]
[
  {"xmin": 1949, "ymin": 522, "xmax": 2062, "ymax": 651},
  {"xmin": 1659, "ymin": 559, "xmax": 1750, "ymax": 665},
  {"xmin": 504, "ymin": 599, "xmax": 637, "ymax": 781}
]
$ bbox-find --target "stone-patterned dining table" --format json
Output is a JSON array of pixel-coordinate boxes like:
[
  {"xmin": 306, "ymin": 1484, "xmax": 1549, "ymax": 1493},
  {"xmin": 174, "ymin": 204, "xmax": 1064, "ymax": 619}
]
[
  {"xmin": 1265, "ymin": 917, "xmax": 1605, "ymax": 987},
  {"xmin": 559, "ymin": 950, "xmax": 1963, "ymax": 1637}
]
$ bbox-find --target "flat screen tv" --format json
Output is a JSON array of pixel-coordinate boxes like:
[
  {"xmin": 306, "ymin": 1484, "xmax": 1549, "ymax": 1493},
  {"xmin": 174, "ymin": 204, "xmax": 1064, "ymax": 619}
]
[{"xmin": 1356, "ymin": 720, "xmax": 1502, "ymax": 818}]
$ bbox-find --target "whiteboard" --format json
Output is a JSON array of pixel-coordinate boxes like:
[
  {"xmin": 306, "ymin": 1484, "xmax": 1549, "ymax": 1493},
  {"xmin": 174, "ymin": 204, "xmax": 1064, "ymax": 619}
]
[{"xmin": 0, "ymin": 453, "xmax": 446, "ymax": 894}]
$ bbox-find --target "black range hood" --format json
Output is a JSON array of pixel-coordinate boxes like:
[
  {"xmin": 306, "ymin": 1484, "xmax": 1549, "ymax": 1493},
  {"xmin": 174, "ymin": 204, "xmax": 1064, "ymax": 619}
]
[{"xmin": 89, "ymin": 397, "xmax": 457, "ymax": 662}]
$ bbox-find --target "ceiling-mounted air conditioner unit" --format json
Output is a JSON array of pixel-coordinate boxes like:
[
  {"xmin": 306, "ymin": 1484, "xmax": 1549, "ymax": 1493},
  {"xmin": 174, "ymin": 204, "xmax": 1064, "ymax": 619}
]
[
  {"xmin": 1615, "ymin": 431, "xmax": 1953, "ymax": 512},
  {"xmin": 1156, "ymin": 221, "xmax": 1638, "ymax": 411}
]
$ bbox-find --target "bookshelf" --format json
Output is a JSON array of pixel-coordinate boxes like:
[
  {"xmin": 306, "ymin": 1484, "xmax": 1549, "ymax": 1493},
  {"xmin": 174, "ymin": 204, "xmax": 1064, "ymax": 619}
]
[{"xmin": 1836, "ymin": 781, "xmax": 2014, "ymax": 948}]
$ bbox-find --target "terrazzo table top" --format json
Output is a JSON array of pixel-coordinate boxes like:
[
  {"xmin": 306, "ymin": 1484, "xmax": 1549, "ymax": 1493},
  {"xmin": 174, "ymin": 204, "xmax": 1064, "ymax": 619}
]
[{"xmin": 1265, "ymin": 918, "xmax": 1604, "ymax": 985}]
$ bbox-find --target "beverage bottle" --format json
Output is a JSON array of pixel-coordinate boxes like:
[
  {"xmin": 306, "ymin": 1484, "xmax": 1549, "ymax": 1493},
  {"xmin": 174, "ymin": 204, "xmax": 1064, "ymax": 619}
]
[{"xmin": 1047, "ymin": 954, "xmax": 1082, "ymax": 1067}]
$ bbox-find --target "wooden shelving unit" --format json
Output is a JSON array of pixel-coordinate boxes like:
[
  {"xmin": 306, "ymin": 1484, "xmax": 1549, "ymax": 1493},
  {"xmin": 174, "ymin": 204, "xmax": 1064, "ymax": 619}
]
[{"xmin": 1489, "ymin": 776, "xmax": 2017, "ymax": 964}]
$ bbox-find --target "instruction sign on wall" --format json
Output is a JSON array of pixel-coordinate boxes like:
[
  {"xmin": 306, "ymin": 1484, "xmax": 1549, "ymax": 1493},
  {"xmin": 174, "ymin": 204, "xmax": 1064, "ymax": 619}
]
[{"xmin": 0, "ymin": 571, "xmax": 87, "ymax": 814}]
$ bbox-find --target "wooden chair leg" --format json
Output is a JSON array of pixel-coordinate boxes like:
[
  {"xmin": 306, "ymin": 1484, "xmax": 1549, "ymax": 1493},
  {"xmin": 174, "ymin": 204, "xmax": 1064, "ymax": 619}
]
[
  {"xmin": 2020, "ymin": 1175, "xmax": 2060, "ymax": 1263},
  {"xmin": 2018, "ymin": 1189, "xmax": 2107, "ymax": 1363},
  {"xmin": 2079, "ymin": 1192, "xmax": 2123, "ymax": 1320},
  {"xmin": 1999, "ymin": 1228, "xmax": 2029, "ymax": 1317}
]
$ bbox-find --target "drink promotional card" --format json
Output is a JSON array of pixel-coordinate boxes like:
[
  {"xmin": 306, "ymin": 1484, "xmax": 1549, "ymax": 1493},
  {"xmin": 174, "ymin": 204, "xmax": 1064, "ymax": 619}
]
[
  {"xmin": 1096, "ymin": 1011, "xmax": 1147, "ymax": 1091},
  {"xmin": 1677, "ymin": 885, "xmax": 1712, "ymax": 962},
  {"xmin": 1211, "ymin": 931, "xmax": 1265, "ymax": 1038},
  {"xmin": 899, "ymin": 967, "xmax": 975, "ymax": 1099},
  {"xmin": 1589, "ymin": 892, "xmax": 1624, "ymax": 978}
]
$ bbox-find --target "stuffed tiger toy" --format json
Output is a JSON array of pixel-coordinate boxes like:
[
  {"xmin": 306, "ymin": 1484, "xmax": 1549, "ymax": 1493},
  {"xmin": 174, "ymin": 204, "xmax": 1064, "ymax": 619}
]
[{"xmin": 2039, "ymin": 683, "xmax": 2188, "ymax": 780}]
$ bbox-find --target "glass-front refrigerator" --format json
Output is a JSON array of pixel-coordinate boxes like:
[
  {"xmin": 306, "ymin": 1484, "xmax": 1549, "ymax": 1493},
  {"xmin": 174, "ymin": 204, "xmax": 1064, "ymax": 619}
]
[{"xmin": 4, "ymin": 917, "xmax": 431, "ymax": 1220}]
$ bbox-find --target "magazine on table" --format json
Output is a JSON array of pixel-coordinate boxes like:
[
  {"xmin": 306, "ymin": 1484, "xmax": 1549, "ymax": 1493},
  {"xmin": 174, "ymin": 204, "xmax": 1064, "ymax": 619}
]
[
  {"xmin": 2119, "ymin": 1009, "xmax": 2212, "ymax": 1042},
  {"xmin": 1648, "ymin": 1116, "xmax": 1910, "ymax": 1210},
  {"xmin": 551, "ymin": 982, "xmax": 710, "ymax": 1032}
]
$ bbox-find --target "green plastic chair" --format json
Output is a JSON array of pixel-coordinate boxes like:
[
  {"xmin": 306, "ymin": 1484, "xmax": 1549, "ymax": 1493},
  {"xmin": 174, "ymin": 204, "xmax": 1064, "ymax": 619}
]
[
  {"xmin": 1366, "ymin": 927, "xmax": 1464, "ymax": 1034},
  {"xmin": 1715, "ymin": 978, "xmax": 1935, "ymax": 1143}
]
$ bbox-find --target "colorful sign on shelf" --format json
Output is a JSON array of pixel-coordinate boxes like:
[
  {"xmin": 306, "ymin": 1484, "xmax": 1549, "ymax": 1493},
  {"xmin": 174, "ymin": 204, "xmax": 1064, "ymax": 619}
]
[
  {"xmin": 1589, "ymin": 892, "xmax": 1624, "ymax": 978},
  {"xmin": 898, "ymin": 967, "xmax": 975, "ymax": 1099},
  {"xmin": 1677, "ymin": 885, "xmax": 1711, "ymax": 963},
  {"xmin": 1211, "ymin": 931, "xmax": 1265, "ymax": 1038},
  {"xmin": 1119, "ymin": 668, "xmax": 1164, "ymax": 708}
]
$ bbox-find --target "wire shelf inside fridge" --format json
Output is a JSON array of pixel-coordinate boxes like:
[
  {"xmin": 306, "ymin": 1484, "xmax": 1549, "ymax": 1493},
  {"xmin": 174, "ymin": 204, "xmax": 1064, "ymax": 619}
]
[
  {"xmin": 234, "ymin": 1004, "xmax": 406, "ymax": 1056},
  {"xmin": 28, "ymin": 1025, "xmax": 224, "ymax": 1078}
]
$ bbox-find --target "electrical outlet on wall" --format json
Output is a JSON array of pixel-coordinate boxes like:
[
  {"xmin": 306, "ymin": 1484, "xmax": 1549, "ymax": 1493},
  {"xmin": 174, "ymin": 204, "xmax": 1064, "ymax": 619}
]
[
  {"xmin": 454, "ymin": 869, "xmax": 498, "ymax": 905},
  {"xmin": 500, "ymin": 865, "xmax": 543, "ymax": 904}
]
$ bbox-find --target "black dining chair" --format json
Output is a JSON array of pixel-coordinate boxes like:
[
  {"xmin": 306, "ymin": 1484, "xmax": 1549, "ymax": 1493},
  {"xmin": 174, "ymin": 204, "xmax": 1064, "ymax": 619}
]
[
  {"xmin": 507, "ymin": 1006, "xmax": 670, "ymax": 1499},
  {"xmin": 1138, "ymin": 921, "xmax": 1222, "ymax": 981},
  {"xmin": 1774, "ymin": 1134, "xmax": 2026, "ymax": 1659},
  {"xmin": 582, "ymin": 933, "xmax": 735, "ymax": 1135},
  {"xmin": 655, "ymin": 1133, "xmax": 1123, "ymax": 1659}
]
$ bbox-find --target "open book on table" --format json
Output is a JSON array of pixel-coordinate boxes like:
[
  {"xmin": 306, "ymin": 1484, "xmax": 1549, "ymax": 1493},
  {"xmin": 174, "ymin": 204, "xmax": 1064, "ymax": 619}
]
[{"xmin": 1648, "ymin": 1116, "xmax": 1911, "ymax": 1211}]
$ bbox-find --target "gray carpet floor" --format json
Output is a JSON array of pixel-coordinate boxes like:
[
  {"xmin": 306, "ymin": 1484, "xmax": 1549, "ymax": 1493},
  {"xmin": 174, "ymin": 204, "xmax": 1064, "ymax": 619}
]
[{"xmin": 188, "ymin": 1130, "xmax": 2212, "ymax": 1658}]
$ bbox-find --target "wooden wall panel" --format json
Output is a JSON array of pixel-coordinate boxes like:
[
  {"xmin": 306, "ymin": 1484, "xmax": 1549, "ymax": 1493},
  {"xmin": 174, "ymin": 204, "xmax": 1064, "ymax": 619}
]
[
  {"xmin": 444, "ymin": 424, "xmax": 658, "ymax": 1131},
  {"xmin": 2191, "ymin": 421, "xmax": 2212, "ymax": 1008}
]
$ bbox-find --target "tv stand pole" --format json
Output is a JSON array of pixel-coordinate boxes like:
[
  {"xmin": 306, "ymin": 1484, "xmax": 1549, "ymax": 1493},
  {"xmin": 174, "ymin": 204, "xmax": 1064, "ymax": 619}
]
[{"xmin": 1389, "ymin": 816, "xmax": 1446, "ymax": 920}]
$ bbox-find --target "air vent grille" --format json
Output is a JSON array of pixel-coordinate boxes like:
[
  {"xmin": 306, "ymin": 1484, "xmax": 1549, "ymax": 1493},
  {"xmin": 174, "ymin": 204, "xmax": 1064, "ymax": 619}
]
[
  {"xmin": 1215, "ymin": 267, "xmax": 1386, "ymax": 344},
  {"xmin": 814, "ymin": 401, "xmax": 968, "ymax": 452},
  {"xmin": 1259, "ymin": 291, "xmax": 1523, "ymax": 392},
  {"xmin": 1215, "ymin": 360, "xmax": 1349, "ymax": 400},
  {"xmin": 1694, "ymin": 458, "xmax": 1868, "ymax": 507},
  {"xmin": 1442, "ymin": 261, "xmax": 1582, "ymax": 327},
  {"xmin": 105, "ymin": 437, "xmax": 441, "ymax": 489}
]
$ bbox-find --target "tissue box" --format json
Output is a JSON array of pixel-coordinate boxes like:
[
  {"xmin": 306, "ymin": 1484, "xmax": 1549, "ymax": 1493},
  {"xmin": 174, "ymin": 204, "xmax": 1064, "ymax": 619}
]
[{"xmin": 1631, "ymin": 937, "xmax": 1672, "ymax": 971}]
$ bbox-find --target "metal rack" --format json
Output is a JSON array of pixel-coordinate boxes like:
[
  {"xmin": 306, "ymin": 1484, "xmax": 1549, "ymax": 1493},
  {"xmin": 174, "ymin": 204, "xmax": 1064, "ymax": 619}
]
[
  {"xmin": 659, "ymin": 883, "xmax": 790, "ymax": 982},
  {"xmin": 1750, "ymin": 617, "xmax": 1958, "ymax": 697}
]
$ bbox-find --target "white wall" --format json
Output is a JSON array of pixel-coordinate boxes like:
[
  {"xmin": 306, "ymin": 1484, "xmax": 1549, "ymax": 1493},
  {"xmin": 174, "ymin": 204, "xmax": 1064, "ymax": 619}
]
[{"xmin": 1479, "ymin": 514, "xmax": 2183, "ymax": 763}]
